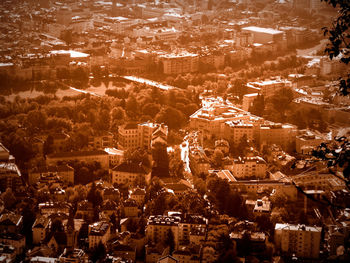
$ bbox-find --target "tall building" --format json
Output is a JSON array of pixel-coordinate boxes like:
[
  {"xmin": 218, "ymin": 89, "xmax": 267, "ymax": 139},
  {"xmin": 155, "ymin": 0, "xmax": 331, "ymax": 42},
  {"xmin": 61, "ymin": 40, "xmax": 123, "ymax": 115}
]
[{"xmin": 274, "ymin": 223, "xmax": 322, "ymax": 259}]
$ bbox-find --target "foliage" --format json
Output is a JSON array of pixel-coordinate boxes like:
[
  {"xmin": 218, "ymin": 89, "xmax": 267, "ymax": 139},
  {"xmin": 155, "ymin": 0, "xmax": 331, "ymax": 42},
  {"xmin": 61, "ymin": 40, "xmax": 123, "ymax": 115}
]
[
  {"xmin": 312, "ymin": 136, "xmax": 350, "ymax": 186},
  {"xmin": 321, "ymin": 0, "xmax": 350, "ymax": 95}
]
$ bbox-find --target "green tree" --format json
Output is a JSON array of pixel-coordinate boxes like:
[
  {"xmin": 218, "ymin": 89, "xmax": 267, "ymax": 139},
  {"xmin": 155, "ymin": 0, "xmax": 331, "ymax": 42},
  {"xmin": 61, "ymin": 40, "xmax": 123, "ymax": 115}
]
[{"xmin": 322, "ymin": 0, "xmax": 350, "ymax": 95}]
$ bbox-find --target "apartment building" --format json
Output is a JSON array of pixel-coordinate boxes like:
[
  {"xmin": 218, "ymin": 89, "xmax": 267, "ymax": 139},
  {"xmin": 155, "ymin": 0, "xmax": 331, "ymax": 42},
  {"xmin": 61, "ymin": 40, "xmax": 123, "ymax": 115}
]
[
  {"xmin": 247, "ymin": 79, "xmax": 292, "ymax": 97},
  {"xmin": 88, "ymin": 221, "xmax": 111, "ymax": 249},
  {"xmin": 161, "ymin": 52, "xmax": 199, "ymax": 75},
  {"xmin": 146, "ymin": 215, "xmax": 181, "ymax": 249},
  {"xmin": 111, "ymin": 161, "xmax": 149, "ymax": 185},
  {"xmin": 231, "ymin": 156, "xmax": 267, "ymax": 179},
  {"xmin": 258, "ymin": 123, "xmax": 297, "ymax": 150},
  {"xmin": 118, "ymin": 122, "xmax": 168, "ymax": 150},
  {"xmin": 274, "ymin": 223, "xmax": 322, "ymax": 259}
]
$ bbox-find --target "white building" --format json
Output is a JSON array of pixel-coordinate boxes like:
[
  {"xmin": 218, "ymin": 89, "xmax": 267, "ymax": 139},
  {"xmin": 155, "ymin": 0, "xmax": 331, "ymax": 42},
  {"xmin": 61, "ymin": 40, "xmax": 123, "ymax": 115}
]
[{"xmin": 274, "ymin": 223, "xmax": 322, "ymax": 259}]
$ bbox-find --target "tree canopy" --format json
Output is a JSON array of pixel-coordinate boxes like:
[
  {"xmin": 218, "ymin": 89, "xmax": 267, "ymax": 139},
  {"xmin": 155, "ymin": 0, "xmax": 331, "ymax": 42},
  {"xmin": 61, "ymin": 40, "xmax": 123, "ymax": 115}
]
[{"xmin": 322, "ymin": 0, "xmax": 350, "ymax": 95}]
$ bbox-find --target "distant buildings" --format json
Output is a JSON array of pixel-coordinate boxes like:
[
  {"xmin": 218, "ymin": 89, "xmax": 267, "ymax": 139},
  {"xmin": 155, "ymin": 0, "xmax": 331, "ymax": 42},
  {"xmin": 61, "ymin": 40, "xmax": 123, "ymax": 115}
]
[
  {"xmin": 275, "ymin": 223, "xmax": 322, "ymax": 259},
  {"xmin": 88, "ymin": 221, "xmax": 111, "ymax": 249},
  {"xmin": 0, "ymin": 143, "xmax": 22, "ymax": 192},
  {"xmin": 242, "ymin": 26, "xmax": 284, "ymax": 44}
]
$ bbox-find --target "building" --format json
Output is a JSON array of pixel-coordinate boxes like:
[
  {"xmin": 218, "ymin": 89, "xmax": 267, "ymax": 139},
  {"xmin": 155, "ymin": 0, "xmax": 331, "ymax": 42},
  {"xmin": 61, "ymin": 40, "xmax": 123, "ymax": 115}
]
[
  {"xmin": 161, "ymin": 52, "xmax": 199, "ymax": 75},
  {"xmin": 0, "ymin": 213, "xmax": 23, "ymax": 234},
  {"xmin": 274, "ymin": 223, "xmax": 322, "ymax": 259},
  {"xmin": 88, "ymin": 221, "xmax": 111, "ymax": 249},
  {"xmin": 0, "ymin": 144, "xmax": 22, "ymax": 192},
  {"xmin": 118, "ymin": 122, "xmax": 168, "ymax": 150},
  {"xmin": 242, "ymin": 26, "xmax": 284, "ymax": 44},
  {"xmin": 146, "ymin": 215, "xmax": 181, "ymax": 250},
  {"xmin": 247, "ymin": 79, "xmax": 292, "ymax": 97},
  {"xmin": 129, "ymin": 188, "xmax": 146, "ymax": 207},
  {"xmin": 223, "ymin": 120, "xmax": 256, "ymax": 145},
  {"xmin": 59, "ymin": 248, "xmax": 88, "ymax": 263},
  {"xmin": 296, "ymin": 132, "xmax": 325, "ymax": 154},
  {"xmin": 231, "ymin": 179, "xmax": 298, "ymax": 201},
  {"xmin": 28, "ymin": 164, "xmax": 74, "ymax": 185},
  {"xmin": 111, "ymin": 161, "xmax": 149, "ymax": 185},
  {"xmin": 258, "ymin": 123, "xmax": 297, "ymax": 150},
  {"xmin": 104, "ymin": 148, "xmax": 124, "ymax": 167},
  {"xmin": 138, "ymin": 122, "xmax": 168, "ymax": 150},
  {"xmin": 242, "ymin": 93, "xmax": 259, "ymax": 111},
  {"xmin": 46, "ymin": 150, "xmax": 109, "ymax": 169},
  {"xmin": 88, "ymin": 133, "xmax": 114, "ymax": 149},
  {"xmin": 32, "ymin": 216, "xmax": 51, "ymax": 245},
  {"xmin": 231, "ymin": 156, "xmax": 267, "ymax": 179},
  {"xmin": 189, "ymin": 100, "xmax": 251, "ymax": 138},
  {"xmin": 0, "ymin": 233, "xmax": 25, "ymax": 255}
]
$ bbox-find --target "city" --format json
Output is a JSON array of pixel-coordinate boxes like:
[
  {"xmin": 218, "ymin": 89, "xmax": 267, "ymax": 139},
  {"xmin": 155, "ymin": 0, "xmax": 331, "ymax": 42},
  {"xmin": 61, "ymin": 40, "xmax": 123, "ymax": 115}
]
[{"xmin": 0, "ymin": 0, "xmax": 349, "ymax": 262}]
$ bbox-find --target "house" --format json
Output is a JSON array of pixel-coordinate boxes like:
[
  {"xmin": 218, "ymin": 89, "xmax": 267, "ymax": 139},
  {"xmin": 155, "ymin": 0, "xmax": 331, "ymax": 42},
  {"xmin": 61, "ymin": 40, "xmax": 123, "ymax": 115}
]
[
  {"xmin": 111, "ymin": 162, "xmax": 150, "ymax": 185},
  {"xmin": 0, "ymin": 233, "xmax": 26, "ymax": 255},
  {"xmin": 100, "ymin": 200, "xmax": 118, "ymax": 218},
  {"xmin": 0, "ymin": 213, "xmax": 23, "ymax": 234},
  {"xmin": 122, "ymin": 199, "xmax": 139, "ymax": 218},
  {"xmin": 32, "ymin": 216, "xmax": 51, "ymax": 245},
  {"xmin": 129, "ymin": 188, "xmax": 146, "ymax": 207},
  {"xmin": 47, "ymin": 232, "xmax": 67, "ymax": 254},
  {"xmin": 88, "ymin": 221, "xmax": 111, "ymax": 249}
]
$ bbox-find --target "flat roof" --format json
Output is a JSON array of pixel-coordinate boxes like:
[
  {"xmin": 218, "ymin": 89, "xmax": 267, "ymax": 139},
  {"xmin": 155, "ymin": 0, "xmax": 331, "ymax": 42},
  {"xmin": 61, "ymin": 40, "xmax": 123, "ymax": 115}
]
[{"xmin": 242, "ymin": 26, "xmax": 284, "ymax": 35}]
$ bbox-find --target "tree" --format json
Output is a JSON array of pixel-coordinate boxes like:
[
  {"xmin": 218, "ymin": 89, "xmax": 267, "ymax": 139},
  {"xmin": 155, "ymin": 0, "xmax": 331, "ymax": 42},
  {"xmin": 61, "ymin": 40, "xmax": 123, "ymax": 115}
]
[
  {"xmin": 152, "ymin": 142, "xmax": 170, "ymax": 178},
  {"xmin": 321, "ymin": 0, "xmax": 350, "ymax": 95},
  {"xmin": 164, "ymin": 229, "xmax": 175, "ymax": 254},
  {"xmin": 90, "ymin": 242, "xmax": 106, "ymax": 262},
  {"xmin": 1, "ymin": 188, "xmax": 16, "ymax": 209}
]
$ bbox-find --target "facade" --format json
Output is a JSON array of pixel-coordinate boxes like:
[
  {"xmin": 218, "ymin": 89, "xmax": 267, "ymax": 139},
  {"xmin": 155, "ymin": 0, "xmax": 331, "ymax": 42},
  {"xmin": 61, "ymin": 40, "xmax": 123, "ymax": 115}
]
[
  {"xmin": 258, "ymin": 123, "xmax": 297, "ymax": 150},
  {"xmin": 118, "ymin": 123, "xmax": 139, "ymax": 150},
  {"xmin": 223, "ymin": 120, "xmax": 256, "ymax": 145},
  {"xmin": 46, "ymin": 150, "xmax": 109, "ymax": 169},
  {"xmin": 88, "ymin": 221, "xmax": 111, "ymax": 249},
  {"xmin": 146, "ymin": 215, "xmax": 181, "ymax": 250},
  {"xmin": 161, "ymin": 52, "xmax": 199, "ymax": 75},
  {"xmin": 88, "ymin": 133, "xmax": 114, "ymax": 149},
  {"xmin": 231, "ymin": 156, "xmax": 267, "ymax": 179},
  {"xmin": 189, "ymin": 102, "xmax": 251, "ymax": 138},
  {"xmin": 242, "ymin": 26, "xmax": 284, "ymax": 44},
  {"xmin": 111, "ymin": 162, "xmax": 149, "ymax": 185},
  {"xmin": 242, "ymin": 93, "xmax": 258, "ymax": 111},
  {"xmin": 274, "ymin": 223, "xmax": 322, "ymax": 259},
  {"xmin": 32, "ymin": 216, "xmax": 51, "ymax": 245},
  {"xmin": 118, "ymin": 122, "xmax": 168, "ymax": 150},
  {"xmin": 247, "ymin": 79, "xmax": 292, "ymax": 97}
]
